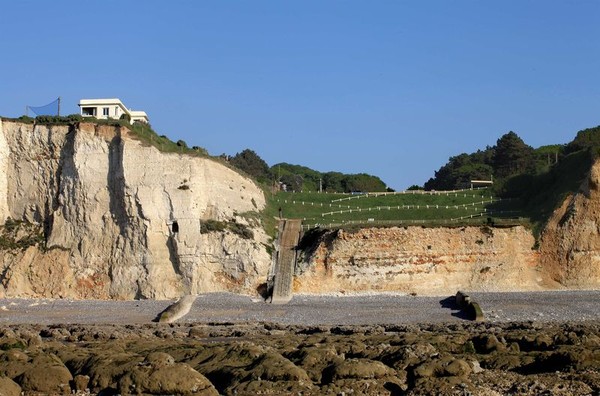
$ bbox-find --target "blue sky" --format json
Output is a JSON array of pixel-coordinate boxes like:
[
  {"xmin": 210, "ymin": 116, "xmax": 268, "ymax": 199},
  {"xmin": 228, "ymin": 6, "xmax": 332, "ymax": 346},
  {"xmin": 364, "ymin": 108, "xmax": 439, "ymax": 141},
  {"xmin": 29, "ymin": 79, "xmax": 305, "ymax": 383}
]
[{"xmin": 1, "ymin": 1, "xmax": 599, "ymax": 190}]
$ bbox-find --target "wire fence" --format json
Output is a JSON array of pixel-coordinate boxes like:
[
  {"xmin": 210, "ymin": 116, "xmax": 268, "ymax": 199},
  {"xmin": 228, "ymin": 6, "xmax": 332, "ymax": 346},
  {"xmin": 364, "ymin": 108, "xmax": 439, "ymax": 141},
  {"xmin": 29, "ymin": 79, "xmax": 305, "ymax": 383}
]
[
  {"xmin": 320, "ymin": 199, "xmax": 500, "ymax": 217},
  {"xmin": 330, "ymin": 187, "xmax": 491, "ymax": 202},
  {"xmin": 274, "ymin": 196, "xmax": 497, "ymax": 211},
  {"xmin": 301, "ymin": 211, "xmax": 527, "ymax": 230}
]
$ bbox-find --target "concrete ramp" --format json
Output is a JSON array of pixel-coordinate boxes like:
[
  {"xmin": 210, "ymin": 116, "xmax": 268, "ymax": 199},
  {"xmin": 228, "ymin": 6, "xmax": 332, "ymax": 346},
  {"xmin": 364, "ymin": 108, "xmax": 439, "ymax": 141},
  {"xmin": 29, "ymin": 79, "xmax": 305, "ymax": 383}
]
[{"xmin": 271, "ymin": 219, "xmax": 302, "ymax": 304}]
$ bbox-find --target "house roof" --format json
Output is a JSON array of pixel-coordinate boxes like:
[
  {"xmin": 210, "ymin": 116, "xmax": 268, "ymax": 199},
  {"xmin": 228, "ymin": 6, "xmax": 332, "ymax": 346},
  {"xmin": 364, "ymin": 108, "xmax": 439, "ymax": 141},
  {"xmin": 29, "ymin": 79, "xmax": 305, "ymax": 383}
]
[{"xmin": 78, "ymin": 98, "xmax": 125, "ymax": 107}]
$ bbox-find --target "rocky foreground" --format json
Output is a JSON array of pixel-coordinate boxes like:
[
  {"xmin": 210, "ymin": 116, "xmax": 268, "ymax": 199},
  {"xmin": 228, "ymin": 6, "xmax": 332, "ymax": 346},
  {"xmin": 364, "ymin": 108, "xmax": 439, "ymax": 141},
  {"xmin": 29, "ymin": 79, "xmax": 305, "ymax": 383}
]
[{"xmin": 0, "ymin": 320, "xmax": 599, "ymax": 395}]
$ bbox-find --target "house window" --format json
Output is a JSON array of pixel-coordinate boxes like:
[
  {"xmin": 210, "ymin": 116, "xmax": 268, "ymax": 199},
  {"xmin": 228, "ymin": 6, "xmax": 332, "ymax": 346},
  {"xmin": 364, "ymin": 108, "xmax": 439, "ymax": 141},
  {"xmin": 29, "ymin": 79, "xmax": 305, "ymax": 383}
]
[
  {"xmin": 103, "ymin": 107, "xmax": 109, "ymax": 116},
  {"xmin": 81, "ymin": 107, "xmax": 96, "ymax": 116}
]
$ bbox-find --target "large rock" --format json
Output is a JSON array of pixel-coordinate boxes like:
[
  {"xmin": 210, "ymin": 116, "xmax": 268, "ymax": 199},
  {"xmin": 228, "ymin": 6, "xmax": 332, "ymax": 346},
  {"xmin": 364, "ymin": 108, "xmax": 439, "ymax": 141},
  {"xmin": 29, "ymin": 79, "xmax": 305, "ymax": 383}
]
[
  {"xmin": 14, "ymin": 353, "xmax": 73, "ymax": 394},
  {"xmin": 0, "ymin": 119, "xmax": 269, "ymax": 299},
  {"xmin": 0, "ymin": 376, "xmax": 21, "ymax": 396},
  {"xmin": 118, "ymin": 352, "xmax": 218, "ymax": 395}
]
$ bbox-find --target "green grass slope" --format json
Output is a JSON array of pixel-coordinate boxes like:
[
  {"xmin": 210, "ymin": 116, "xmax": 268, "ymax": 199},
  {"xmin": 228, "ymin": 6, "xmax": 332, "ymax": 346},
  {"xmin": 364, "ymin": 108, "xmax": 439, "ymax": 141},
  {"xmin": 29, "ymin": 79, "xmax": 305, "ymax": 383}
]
[{"xmin": 264, "ymin": 187, "xmax": 524, "ymax": 231}]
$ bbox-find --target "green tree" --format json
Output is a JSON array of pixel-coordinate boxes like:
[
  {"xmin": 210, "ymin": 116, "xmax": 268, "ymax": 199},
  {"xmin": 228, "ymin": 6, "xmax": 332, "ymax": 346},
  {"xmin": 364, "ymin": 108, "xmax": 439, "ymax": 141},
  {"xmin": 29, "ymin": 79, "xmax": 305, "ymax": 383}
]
[
  {"xmin": 342, "ymin": 173, "xmax": 387, "ymax": 192},
  {"xmin": 230, "ymin": 149, "xmax": 271, "ymax": 182},
  {"xmin": 492, "ymin": 131, "xmax": 534, "ymax": 179},
  {"xmin": 271, "ymin": 163, "xmax": 320, "ymax": 191},
  {"xmin": 322, "ymin": 172, "xmax": 345, "ymax": 192},
  {"xmin": 424, "ymin": 149, "xmax": 494, "ymax": 190},
  {"xmin": 564, "ymin": 125, "xmax": 600, "ymax": 154},
  {"xmin": 280, "ymin": 173, "xmax": 303, "ymax": 192}
]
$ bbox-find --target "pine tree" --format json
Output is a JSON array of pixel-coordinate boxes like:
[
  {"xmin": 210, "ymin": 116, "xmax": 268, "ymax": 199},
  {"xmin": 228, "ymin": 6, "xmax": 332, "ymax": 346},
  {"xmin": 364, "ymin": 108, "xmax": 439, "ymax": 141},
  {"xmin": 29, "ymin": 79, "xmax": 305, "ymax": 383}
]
[{"xmin": 492, "ymin": 132, "xmax": 534, "ymax": 179}]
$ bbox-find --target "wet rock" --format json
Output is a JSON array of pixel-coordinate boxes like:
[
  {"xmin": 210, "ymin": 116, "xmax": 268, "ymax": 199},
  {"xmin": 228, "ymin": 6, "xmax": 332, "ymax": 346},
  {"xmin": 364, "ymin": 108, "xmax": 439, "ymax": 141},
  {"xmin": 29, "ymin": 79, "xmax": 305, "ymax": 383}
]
[
  {"xmin": 473, "ymin": 334, "xmax": 506, "ymax": 353},
  {"xmin": 0, "ymin": 376, "xmax": 21, "ymax": 396},
  {"xmin": 144, "ymin": 351, "xmax": 175, "ymax": 366},
  {"xmin": 409, "ymin": 376, "xmax": 474, "ymax": 395},
  {"xmin": 413, "ymin": 355, "xmax": 472, "ymax": 379},
  {"xmin": 321, "ymin": 378, "xmax": 406, "ymax": 395},
  {"xmin": 230, "ymin": 379, "xmax": 313, "ymax": 395},
  {"xmin": 322, "ymin": 358, "xmax": 396, "ymax": 383},
  {"xmin": 72, "ymin": 374, "xmax": 90, "ymax": 392},
  {"xmin": 74, "ymin": 351, "xmax": 144, "ymax": 392},
  {"xmin": 16, "ymin": 330, "xmax": 42, "ymax": 348},
  {"xmin": 395, "ymin": 342, "xmax": 438, "ymax": 369},
  {"xmin": 195, "ymin": 343, "xmax": 310, "ymax": 394},
  {"xmin": 533, "ymin": 334, "xmax": 554, "ymax": 350},
  {"xmin": 286, "ymin": 345, "xmax": 343, "ymax": 382},
  {"xmin": 118, "ymin": 352, "xmax": 218, "ymax": 395},
  {"xmin": 482, "ymin": 353, "xmax": 524, "ymax": 371},
  {"xmin": 247, "ymin": 351, "xmax": 311, "ymax": 383},
  {"xmin": 0, "ymin": 349, "xmax": 29, "ymax": 378},
  {"xmin": 15, "ymin": 354, "xmax": 72, "ymax": 394},
  {"xmin": 188, "ymin": 327, "xmax": 208, "ymax": 338},
  {"xmin": 470, "ymin": 359, "xmax": 484, "ymax": 374},
  {"xmin": 0, "ymin": 321, "xmax": 599, "ymax": 395}
]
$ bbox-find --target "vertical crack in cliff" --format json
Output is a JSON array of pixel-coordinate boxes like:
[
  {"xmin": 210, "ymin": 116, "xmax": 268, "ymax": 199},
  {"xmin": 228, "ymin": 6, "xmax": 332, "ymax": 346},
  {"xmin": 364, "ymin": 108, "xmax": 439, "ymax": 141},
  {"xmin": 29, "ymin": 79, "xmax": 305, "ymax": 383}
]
[
  {"xmin": 46, "ymin": 126, "xmax": 76, "ymax": 240},
  {"xmin": 108, "ymin": 133, "xmax": 129, "ymax": 238},
  {"xmin": 167, "ymin": 235, "xmax": 185, "ymax": 280},
  {"xmin": 159, "ymin": 185, "xmax": 190, "ymax": 292}
]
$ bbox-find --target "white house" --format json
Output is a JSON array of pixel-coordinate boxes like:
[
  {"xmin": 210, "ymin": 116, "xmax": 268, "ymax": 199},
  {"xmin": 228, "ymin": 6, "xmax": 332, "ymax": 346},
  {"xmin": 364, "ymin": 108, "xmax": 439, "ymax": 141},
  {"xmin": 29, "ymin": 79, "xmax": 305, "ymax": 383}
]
[{"xmin": 78, "ymin": 98, "xmax": 149, "ymax": 124}]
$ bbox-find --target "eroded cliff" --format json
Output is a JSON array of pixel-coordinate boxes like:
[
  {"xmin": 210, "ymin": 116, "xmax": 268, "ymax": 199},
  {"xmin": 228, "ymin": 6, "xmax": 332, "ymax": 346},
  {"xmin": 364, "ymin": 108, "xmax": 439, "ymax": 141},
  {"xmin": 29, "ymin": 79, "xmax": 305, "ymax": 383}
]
[
  {"xmin": 294, "ymin": 225, "xmax": 552, "ymax": 295},
  {"xmin": 539, "ymin": 158, "xmax": 600, "ymax": 287},
  {"xmin": 0, "ymin": 119, "xmax": 270, "ymax": 299},
  {"xmin": 2, "ymin": 117, "xmax": 599, "ymax": 300}
]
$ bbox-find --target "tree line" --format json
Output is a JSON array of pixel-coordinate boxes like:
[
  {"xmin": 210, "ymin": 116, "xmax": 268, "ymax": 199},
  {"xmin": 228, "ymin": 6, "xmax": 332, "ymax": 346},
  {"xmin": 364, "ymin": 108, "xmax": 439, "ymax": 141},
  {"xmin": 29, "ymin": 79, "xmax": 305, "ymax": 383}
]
[
  {"xmin": 228, "ymin": 149, "xmax": 388, "ymax": 193},
  {"xmin": 423, "ymin": 131, "xmax": 568, "ymax": 192},
  {"xmin": 423, "ymin": 125, "xmax": 600, "ymax": 224}
]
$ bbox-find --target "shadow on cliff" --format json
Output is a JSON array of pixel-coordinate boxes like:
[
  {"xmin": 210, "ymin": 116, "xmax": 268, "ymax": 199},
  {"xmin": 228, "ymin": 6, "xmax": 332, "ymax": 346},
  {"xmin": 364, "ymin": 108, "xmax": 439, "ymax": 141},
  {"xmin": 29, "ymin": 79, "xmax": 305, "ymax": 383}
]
[
  {"xmin": 45, "ymin": 126, "xmax": 77, "ymax": 240},
  {"xmin": 296, "ymin": 227, "xmax": 338, "ymax": 273},
  {"xmin": 439, "ymin": 296, "xmax": 471, "ymax": 320},
  {"xmin": 108, "ymin": 133, "xmax": 129, "ymax": 237}
]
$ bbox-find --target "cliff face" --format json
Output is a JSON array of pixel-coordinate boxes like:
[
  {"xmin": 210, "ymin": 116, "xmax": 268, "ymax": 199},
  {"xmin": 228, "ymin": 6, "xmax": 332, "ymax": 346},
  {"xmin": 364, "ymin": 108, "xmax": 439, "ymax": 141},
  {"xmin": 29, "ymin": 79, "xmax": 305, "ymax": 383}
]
[
  {"xmin": 295, "ymin": 225, "xmax": 549, "ymax": 295},
  {"xmin": 3, "ymin": 118, "xmax": 599, "ymax": 300},
  {"xmin": 539, "ymin": 158, "xmax": 600, "ymax": 287},
  {"xmin": 0, "ymin": 119, "xmax": 270, "ymax": 299}
]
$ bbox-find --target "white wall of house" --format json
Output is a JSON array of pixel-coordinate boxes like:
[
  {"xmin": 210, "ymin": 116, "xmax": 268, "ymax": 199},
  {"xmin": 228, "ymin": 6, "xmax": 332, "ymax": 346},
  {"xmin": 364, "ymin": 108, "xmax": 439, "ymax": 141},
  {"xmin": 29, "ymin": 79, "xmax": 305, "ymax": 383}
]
[{"xmin": 78, "ymin": 98, "xmax": 149, "ymax": 124}]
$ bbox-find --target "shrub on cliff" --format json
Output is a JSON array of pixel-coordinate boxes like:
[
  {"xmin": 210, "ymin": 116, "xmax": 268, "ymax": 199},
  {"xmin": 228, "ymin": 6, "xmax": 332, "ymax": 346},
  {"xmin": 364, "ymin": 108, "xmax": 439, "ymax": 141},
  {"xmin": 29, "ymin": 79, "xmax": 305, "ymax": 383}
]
[
  {"xmin": 564, "ymin": 125, "xmax": 600, "ymax": 154},
  {"xmin": 201, "ymin": 220, "xmax": 226, "ymax": 233},
  {"xmin": 17, "ymin": 115, "xmax": 34, "ymax": 124},
  {"xmin": 200, "ymin": 219, "xmax": 254, "ymax": 239},
  {"xmin": 228, "ymin": 221, "xmax": 254, "ymax": 239}
]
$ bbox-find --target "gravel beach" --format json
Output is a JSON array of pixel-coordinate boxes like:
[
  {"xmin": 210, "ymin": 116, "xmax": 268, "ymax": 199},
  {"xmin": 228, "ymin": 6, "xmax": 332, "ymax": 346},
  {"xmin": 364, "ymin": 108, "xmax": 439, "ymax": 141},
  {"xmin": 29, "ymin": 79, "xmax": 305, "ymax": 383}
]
[{"xmin": 1, "ymin": 290, "xmax": 599, "ymax": 325}]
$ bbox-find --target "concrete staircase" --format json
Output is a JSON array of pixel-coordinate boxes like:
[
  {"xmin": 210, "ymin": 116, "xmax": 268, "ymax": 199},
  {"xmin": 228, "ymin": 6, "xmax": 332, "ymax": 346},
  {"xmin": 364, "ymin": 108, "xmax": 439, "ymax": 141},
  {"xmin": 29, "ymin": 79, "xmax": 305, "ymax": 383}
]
[{"xmin": 271, "ymin": 219, "xmax": 302, "ymax": 304}]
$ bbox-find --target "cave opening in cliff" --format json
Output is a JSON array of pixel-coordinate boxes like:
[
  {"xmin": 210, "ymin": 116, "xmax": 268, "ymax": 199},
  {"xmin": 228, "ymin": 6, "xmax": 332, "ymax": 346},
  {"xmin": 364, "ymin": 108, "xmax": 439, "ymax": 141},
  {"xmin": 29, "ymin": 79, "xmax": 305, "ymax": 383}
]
[{"xmin": 172, "ymin": 221, "xmax": 179, "ymax": 233}]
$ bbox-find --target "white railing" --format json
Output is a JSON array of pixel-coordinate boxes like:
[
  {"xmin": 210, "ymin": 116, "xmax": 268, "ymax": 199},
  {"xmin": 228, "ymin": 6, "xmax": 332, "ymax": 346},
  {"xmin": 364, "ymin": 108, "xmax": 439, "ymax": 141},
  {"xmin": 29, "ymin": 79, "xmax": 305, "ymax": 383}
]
[
  {"xmin": 330, "ymin": 187, "xmax": 490, "ymax": 202},
  {"xmin": 301, "ymin": 211, "xmax": 526, "ymax": 230},
  {"xmin": 320, "ymin": 199, "xmax": 501, "ymax": 217}
]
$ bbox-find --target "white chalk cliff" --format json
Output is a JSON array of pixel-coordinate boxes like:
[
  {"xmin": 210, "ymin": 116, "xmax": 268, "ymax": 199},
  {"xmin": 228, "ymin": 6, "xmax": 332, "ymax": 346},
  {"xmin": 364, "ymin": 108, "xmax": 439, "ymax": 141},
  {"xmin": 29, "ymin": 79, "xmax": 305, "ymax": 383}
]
[{"xmin": 0, "ymin": 119, "xmax": 270, "ymax": 299}]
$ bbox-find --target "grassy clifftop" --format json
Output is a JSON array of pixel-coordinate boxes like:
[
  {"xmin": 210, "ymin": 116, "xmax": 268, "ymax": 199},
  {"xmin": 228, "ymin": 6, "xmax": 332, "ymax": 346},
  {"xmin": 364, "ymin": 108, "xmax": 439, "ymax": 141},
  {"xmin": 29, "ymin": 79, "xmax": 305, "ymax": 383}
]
[{"xmin": 263, "ymin": 187, "xmax": 523, "ymax": 232}]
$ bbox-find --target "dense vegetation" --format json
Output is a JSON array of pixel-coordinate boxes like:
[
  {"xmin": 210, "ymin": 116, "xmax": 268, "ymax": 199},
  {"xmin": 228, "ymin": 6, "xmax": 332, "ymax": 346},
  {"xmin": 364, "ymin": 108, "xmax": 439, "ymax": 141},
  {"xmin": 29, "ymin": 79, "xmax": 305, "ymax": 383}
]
[
  {"xmin": 424, "ymin": 131, "xmax": 545, "ymax": 191},
  {"xmin": 268, "ymin": 125, "xmax": 600, "ymax": 234},
  {"xmin": 424, "ymin": 126, "xmax": 600, "ymax": 235},
  {"xmin": 423, "ymin": 128, "xmax": 600, "ymax": 195},
  {"xmin": 228, "ymin": 150, "xmax": 388, "ymax": 193}
]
